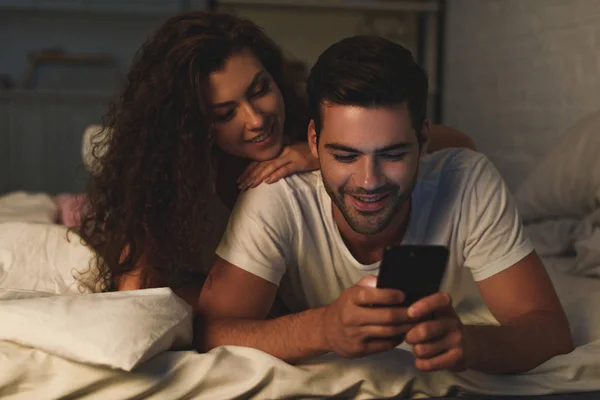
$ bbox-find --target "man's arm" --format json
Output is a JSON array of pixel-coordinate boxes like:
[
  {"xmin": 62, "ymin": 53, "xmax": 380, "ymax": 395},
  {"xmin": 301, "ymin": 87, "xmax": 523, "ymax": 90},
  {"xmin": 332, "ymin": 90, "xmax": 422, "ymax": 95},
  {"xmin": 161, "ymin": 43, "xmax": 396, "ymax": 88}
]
[
  {"xmin": 195, "ymin": 257, "xmax": 414, "ymax": 364},
  {"xmin": 427, "ymin": 124, "xmax": 476, "ymax": 153},
  {"xmin": 194, "ymin": 256, "xmax": 327, "ymax": 363},
  {"xmin": 405, "ymin": 154, "xmax": 572, "ymax": 374},
  {"xmin": 405, "ymin": 251, "xmax": 573, "ymax": 374},
  {"xmin": 459, "ymin": 154, "xmax": 573, "ymax": 372},
  {"xmin": 463, "ymin": 251, "xmax": 573, "ymax": 374}
]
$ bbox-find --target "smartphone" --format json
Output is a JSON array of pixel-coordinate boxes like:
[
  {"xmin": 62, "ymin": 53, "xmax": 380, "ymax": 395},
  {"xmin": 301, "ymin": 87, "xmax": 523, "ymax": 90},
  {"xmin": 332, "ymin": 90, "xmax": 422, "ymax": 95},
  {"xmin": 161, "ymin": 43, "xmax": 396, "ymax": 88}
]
[{"xmin": 376, "ymin": 245, "xmax": 449, "ymax": 307}]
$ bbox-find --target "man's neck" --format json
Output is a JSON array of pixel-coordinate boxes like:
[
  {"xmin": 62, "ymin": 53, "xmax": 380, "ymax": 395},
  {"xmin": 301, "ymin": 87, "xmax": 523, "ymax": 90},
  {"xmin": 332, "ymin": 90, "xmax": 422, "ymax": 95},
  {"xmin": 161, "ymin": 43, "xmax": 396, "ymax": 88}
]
[{"xmin": 332, "ymin": 199, "xmax": 411, "ymax": 265}]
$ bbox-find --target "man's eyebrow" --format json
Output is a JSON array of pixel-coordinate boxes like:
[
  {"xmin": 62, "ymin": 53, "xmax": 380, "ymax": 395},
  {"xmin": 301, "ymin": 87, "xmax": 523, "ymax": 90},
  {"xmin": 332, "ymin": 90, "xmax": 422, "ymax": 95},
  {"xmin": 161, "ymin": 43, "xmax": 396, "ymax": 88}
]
[
  {"xmin": 212, "ymin": 70, "xmax": 265, "ymax": 109},
  {"xmin": 324, "ymin": 143, "xmax": 360, "ymax": 153},
  {"xmin": 324, "ymin": 142, "xmax": 412, "ymax": 154}
]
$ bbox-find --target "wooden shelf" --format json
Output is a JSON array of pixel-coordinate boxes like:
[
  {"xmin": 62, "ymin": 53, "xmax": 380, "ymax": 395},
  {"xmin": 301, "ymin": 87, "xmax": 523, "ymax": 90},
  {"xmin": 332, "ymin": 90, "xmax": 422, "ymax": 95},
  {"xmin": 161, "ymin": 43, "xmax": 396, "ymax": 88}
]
[{"xmin": 218, "ymin": 0, "xmax": 439, "ymax": 13}]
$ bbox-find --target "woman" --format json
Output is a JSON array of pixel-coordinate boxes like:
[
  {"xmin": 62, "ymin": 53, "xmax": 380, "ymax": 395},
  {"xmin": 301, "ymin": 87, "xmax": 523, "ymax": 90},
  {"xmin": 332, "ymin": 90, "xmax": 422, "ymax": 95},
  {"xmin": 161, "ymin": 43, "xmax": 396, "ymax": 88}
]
[{"xmin": 80, "ymin": 11, "xmax": 475, "ymax": 293}]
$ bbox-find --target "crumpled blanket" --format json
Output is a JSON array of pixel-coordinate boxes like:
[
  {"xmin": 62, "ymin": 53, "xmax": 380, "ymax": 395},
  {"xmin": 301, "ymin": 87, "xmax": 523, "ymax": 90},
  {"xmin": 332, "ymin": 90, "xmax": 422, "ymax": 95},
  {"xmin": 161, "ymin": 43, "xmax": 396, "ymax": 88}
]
[
  {"xmin": 525, "ymin": 208, "xmax": 600, "ymax": 277},
  {"xmin": 0, "ymin": 191, "xmax": 58, "ymax": 224}
]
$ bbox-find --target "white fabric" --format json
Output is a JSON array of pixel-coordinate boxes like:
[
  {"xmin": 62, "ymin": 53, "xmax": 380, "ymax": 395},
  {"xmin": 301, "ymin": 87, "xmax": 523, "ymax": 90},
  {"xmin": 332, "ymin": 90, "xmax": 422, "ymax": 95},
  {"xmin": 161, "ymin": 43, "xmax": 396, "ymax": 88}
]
[
  {"xmin": 0, "ymin": 288, "xmax": 193, "ymax": 371},
  {"xmin": 0, "ymin": 190, "xmax": 599, "ymax": 397},
  {"xmin": 0, "ymin": 222, "xmax": 100, "ymax": 293},
  {"xmin": 525, "ymin": 209, "xmax": 600, "ymax": 278},
  {"xmin": 82, "ymin": 124, "xmax": 108, "ymax": 174},
  {"xmin": 515, "ymin": 108, "xmax": 600, "ymax": 278},
  {"xmin": 1, "ymin": 265, "xmax": 599, "ymax": 399},
  {"xmin": 0, "ymin": 191, "xmax": 58, "ymax": 224},
  {"xmin": 217, "ymin": 148, "xmax": 533, "ymax": 311},
  {"xmin": 515, "ymin": 109, "xmax": 600, "ymax": 222},
  {"xmin": 0, "ymin": 222, "xmax": 193, "ymax": 371}
]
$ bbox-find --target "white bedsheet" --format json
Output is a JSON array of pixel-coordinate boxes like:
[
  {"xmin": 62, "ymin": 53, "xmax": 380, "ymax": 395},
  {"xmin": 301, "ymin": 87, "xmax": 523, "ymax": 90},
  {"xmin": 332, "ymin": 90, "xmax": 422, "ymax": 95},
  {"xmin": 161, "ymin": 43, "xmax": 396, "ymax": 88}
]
[
  {"xmin": 1, "ymin": 222, "xmax": 599, "ymax": 398},
  {"xmin": 1, "ymin": 261, "xmax": 599, "ymax": 399}
]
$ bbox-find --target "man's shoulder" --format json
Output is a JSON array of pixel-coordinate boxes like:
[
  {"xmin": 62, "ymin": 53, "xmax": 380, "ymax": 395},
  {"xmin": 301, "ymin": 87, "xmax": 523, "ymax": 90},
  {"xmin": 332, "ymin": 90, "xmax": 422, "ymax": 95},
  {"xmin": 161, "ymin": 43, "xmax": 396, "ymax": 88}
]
[
  {"xmin": 415, "ymin": 149, "xmax": 496, "ymax": 207},
  {"xmin": 234, "ymin": 171, "xmax": 322, "ymax": 215},
  {"xmin": 420, "ymin": 148, "xmax": 487, "ymax": 177}
]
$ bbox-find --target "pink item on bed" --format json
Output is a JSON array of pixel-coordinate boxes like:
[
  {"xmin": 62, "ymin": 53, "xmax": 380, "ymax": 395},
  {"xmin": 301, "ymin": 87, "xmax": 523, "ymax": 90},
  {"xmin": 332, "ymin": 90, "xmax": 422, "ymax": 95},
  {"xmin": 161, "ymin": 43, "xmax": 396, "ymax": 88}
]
[{"xmin": 55, "ymin": 194, "xmax": 88, "ymax": 228}]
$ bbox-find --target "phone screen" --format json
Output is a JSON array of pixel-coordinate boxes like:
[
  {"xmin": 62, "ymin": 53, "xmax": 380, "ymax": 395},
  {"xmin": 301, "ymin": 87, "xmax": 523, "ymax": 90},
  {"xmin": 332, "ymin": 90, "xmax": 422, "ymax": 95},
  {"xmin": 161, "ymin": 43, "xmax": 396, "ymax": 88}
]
[{"xmin": 376, "ymin": 245, "xmax": 449, "ymax": 306}]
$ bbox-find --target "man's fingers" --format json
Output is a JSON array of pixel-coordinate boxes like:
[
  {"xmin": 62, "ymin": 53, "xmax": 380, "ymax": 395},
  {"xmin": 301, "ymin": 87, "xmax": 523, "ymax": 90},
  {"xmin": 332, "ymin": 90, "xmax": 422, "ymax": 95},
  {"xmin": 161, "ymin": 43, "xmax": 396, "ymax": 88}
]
[
  {"xmin": 414, "ymin": 347, "xmax": 465, "ymax": 372},
  {"xmin": 356, "ymin": 275, "xmax": 377, "ymax": 288},
  {"xmin": 411, "ymin": 332, "xmax": 457, "ymax": 358},
  {"xmin": 352, "ymin": 285, "xmax": 405, "ymax": 307},
  {"xmin": 362, "ymin": 323, "xmax": 414, "ymax": 339},
  {"xmin": 349, "ymin": 305, "xmax": 412, "ymax": 326},
  {"xmin": 407, "ymin": 292, "xmax": 452, "ymax": 319},
  {"xmin": 404, "ymin": 318, "xmax": 452, "ymax": 345},
  {"xmin": 363, "ymin": 338, "xmax": 405, "ymax": 356}
]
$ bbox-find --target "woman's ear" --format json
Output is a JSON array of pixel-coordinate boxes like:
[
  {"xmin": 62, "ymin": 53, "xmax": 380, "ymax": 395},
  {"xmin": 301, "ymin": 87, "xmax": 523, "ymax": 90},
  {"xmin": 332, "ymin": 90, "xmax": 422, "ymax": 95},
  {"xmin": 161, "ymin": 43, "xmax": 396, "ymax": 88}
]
[{"xmin": 308, "ymin": 120, "xmax": 319, "ymax": 160}]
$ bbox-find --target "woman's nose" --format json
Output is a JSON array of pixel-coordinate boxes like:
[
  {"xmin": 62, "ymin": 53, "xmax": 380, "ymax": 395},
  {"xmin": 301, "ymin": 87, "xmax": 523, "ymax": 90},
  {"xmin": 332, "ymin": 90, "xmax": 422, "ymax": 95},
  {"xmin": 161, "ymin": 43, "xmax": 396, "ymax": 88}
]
[{"xmin": 240, "ymin": 101, "xmax": 265, "ymax": 131}]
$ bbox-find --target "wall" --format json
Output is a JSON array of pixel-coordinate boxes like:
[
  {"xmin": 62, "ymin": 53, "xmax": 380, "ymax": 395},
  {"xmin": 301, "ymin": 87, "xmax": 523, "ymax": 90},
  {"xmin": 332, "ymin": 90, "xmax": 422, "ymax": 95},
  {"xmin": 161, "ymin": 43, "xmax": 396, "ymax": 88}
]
[
  {"xmin": 218, "ymin": 5, "xmax": 419, "ymax": 68},
  {"xmin": 0, "ymin": 6, "xmax": 200, "ymax": 194},
  {"xmin": 0, "ymin": 10, "xmax": 169, "ymax": 88},
  {"xmin": 443, "ymin": 0, "xmax": 600, "ymax": 190}
]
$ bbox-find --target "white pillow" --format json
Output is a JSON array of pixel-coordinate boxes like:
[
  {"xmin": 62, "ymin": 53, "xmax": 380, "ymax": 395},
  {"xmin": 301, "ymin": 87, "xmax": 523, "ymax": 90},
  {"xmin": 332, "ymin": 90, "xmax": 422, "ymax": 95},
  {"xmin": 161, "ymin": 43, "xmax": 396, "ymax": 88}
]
[
  {"xmin": 0, "ymin": 288, "xmax": 193, "ymax": 371},
  {"xmin": 0, "ymin": 191, "xmax": 58, "ymax": 224},
  {"xmin": 514, "ymin": 110, "xmax": 600, "ymax": 222},
  {"xmin": 0, "ymin": 222, "xmax": 100, "ymax": 293}
]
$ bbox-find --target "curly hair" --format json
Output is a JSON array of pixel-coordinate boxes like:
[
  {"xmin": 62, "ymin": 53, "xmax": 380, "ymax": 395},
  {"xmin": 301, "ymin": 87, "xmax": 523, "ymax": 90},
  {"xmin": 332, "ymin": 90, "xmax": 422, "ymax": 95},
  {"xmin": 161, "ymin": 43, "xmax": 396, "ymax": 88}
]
[{"xmin": 79, "ymin": 11, "xmax": 307, "ymax": 292}]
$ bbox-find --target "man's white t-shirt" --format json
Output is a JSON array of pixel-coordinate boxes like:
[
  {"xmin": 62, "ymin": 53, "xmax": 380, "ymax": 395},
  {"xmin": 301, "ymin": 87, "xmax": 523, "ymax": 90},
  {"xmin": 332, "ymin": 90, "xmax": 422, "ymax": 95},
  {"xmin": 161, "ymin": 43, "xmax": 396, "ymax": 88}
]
[{"xmin": 216, "ymin": 148, "xmax": 534, "ymax": 312}]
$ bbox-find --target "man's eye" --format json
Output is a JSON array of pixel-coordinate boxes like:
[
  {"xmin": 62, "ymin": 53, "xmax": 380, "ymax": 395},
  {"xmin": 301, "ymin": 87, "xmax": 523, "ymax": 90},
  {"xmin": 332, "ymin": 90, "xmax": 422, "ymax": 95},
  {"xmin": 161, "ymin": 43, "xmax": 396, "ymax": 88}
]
[
  {"xmin": 382, "ymin": 153, "xmax": 408, "ymax": 160},
  {"xmin": 333, "ymin": 154, "xmax": 357, "ymax": 163}
]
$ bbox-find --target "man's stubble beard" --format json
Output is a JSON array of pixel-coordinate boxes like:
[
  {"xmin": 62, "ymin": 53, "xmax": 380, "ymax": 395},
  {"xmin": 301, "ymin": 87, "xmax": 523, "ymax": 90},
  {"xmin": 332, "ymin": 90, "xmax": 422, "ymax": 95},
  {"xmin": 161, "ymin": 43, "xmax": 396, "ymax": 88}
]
[{"xmin": 322, "ymin": 168, "xmax": 419, "ymax": 235}]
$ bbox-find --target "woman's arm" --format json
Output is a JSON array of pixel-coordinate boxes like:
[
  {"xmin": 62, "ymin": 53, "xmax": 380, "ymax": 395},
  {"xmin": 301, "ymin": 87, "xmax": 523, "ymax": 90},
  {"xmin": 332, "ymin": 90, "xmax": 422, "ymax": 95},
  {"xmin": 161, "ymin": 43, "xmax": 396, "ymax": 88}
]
[
  {"xmin": 427, "ymin": 124, "xmax": 476, "ymax": 153},
  {"xmin": 237, "ymin": 124, "xmax": 476, "ymax": 189}
]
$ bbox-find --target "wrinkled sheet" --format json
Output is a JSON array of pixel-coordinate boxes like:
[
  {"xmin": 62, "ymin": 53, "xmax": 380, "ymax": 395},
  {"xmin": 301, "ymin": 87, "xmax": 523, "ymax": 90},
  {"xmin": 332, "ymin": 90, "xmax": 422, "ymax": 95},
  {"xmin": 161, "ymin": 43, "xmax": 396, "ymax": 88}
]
[
  {"xmin": 1, "ymin": 262, "xmax": 599, "ymax": 399},
  {"xmin": 525, "ymin": 209, "xmax": 600, "ymax": 277}
]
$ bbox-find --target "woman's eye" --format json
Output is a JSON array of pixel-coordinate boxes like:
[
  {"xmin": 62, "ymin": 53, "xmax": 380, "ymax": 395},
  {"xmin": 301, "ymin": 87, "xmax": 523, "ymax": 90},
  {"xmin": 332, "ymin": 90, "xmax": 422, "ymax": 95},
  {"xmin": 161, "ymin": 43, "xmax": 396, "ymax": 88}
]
[
  {"xmin": 215, "ymin": 109, "xmax": 235, "ymax": 123},
  {"xmin": 250, "ymin": 80, "xmax": 271, "ymax": 98}
]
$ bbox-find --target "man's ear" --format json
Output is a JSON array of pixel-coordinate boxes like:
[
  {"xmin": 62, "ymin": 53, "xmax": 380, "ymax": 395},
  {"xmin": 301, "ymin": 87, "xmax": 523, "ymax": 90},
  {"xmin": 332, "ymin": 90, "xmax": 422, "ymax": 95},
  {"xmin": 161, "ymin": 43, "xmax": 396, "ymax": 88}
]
[
  {"xmin": 419, "ymin": 120, "xmax": 430, "ymax": 156},
  {"xmin": 308, "ymin": 120, "xmax": 319, "ymax": 160}
]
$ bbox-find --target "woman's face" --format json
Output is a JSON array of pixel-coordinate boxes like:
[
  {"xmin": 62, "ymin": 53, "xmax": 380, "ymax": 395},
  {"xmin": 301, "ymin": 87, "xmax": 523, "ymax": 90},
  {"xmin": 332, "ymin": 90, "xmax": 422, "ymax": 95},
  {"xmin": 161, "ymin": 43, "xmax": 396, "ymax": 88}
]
[{"xmin": 209, "ymin": 49, "xmax": 286, "ymax": 161}]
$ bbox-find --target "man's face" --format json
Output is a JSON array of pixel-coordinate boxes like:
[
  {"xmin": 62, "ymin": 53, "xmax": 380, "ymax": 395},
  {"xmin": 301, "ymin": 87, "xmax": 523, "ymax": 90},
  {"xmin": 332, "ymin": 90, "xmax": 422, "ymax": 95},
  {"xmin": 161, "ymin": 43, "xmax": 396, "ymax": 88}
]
[{"xmin": 309, "ymin": 103, "xmax": 428, "ymax": 235}]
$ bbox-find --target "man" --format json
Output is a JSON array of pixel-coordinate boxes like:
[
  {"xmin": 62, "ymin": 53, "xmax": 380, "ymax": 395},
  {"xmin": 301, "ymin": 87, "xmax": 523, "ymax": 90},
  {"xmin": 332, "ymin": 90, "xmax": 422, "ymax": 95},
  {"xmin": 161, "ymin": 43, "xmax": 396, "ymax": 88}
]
[{"xmin": 196, "ymin": 36, "xmax": 573, "ymax": 374}]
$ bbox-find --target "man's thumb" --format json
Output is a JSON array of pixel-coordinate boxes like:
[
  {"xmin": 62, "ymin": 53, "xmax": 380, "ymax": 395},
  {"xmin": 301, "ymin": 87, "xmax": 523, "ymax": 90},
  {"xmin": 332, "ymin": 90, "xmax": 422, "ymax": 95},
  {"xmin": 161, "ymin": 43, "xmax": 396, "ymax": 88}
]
[{"xmin": 356, "ymin": 275, "xmax": 377, "ymax": 288}]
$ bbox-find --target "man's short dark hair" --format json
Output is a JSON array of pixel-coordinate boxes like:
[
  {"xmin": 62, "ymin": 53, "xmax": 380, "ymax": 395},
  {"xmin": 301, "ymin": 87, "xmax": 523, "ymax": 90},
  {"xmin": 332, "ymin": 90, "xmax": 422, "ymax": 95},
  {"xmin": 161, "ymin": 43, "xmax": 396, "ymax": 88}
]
[{"xmin": 306, "ymin": 35, "xmax": 429, "ymax": 141}]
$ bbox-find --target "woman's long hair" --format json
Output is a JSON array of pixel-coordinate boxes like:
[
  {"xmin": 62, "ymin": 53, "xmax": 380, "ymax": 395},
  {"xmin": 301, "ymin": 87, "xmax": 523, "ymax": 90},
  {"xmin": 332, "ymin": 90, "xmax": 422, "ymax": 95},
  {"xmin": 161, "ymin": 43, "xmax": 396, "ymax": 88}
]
[{"xmin": 79, "ymin": 11, "xmax": 307, "ymax": 291}]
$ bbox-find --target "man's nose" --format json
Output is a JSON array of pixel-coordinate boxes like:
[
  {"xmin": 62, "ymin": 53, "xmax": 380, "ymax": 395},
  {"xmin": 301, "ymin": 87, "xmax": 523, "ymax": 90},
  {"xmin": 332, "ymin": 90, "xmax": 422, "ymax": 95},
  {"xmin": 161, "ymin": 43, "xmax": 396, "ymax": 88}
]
[{"xmin": 356, "ymin": 156, "xmax": 384, "ymax": 191}]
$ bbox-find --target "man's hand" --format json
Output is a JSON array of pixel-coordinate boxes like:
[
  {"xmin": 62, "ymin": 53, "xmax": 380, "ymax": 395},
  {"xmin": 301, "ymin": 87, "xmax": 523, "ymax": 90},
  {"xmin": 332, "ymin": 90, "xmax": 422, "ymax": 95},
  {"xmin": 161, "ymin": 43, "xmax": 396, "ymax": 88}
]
[
  {"xmin": 238, "ymin": 142, "xmax": 319, "ymax": 190},
  {"xmin": 321, "ymin": 276, "xmax": 414, "ymax": 358},
  {"xmin": 405, "ymin": 292, "xmax": 467, "ymax": 372}
]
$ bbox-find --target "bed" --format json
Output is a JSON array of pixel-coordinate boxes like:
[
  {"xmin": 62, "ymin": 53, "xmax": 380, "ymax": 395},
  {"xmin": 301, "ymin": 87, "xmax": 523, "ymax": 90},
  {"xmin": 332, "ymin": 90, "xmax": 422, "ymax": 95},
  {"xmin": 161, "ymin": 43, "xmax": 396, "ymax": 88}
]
[
  {"xmin": 1, "ymin": 111, "xmax": 600, "ymax": 399},
  {"xmin": 0, "ymin": 230, "xmax": 599, "ymax": 400}
]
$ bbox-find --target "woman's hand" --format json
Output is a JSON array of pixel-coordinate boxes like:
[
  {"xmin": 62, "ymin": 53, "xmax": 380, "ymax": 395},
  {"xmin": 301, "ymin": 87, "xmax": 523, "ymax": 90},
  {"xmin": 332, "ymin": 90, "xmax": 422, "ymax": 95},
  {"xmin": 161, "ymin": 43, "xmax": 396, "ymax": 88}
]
[{"xmin": 238, "ymin": 142, "xmax": 319, "ymax": 190}]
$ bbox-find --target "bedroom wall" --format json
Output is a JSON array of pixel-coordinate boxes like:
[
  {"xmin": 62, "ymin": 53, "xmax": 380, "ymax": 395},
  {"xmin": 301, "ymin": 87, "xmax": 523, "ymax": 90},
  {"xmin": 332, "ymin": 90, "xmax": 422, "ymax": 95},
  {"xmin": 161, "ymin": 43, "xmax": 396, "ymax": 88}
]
[
  {"xmin": 0, "ymin": 7, "xmax": 191, "ymax": 194},
  {"xmin": 443, "ymin": 0, "xmax": 600, "ymax": 190}
]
